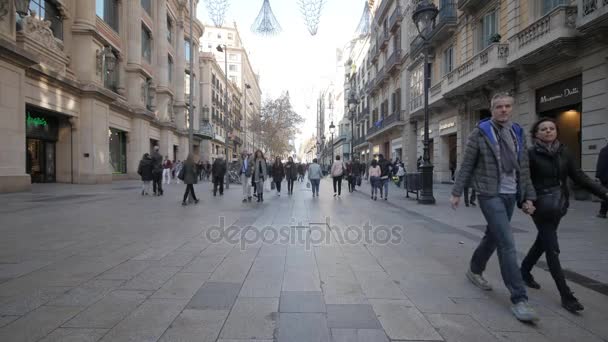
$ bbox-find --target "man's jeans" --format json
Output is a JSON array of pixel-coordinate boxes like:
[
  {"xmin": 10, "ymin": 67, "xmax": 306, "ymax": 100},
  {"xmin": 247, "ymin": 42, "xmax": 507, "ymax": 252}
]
[
  {"xmin": 241, "ymin": 174, "xmax": 251, "ymax": 199},
  {"xmin": 310, "ymin": 179, "xmax": 320, "ymax": 194},
  {"xmin": 471, "ymin": 194, "xmax": 528, "ymax": 304},
  {"xmin": 381, "ymin": 178, "xmax": 389, "ymax": 197}
]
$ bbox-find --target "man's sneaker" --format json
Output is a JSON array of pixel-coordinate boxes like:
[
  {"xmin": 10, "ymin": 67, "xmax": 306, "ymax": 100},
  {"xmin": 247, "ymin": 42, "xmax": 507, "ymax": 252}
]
[
  {"xmin": 562, "ymin": 293, "xmax": 584, "ymax": 313},
  {"xmin": 466, "ymin": 269, "xmax": 492, "ymax": 291},
  {"xmin": 511, "ymin": 301, "xmax": 539, "ymax": 322}
]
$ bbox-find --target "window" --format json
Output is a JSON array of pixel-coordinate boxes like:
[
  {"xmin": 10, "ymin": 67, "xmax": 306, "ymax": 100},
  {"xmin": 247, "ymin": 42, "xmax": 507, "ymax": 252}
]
[
  {"xmin": 229, "ymin": 54, "xmax": 237, "ymax": 61},
  {"xmin": 228, "ymin": 33, "xmax": 234, "ymax": 40},
  {"xmin": 104, "ymin": 49, "xmax": 119, "ymax": 91},
  {"xmin": 141, "ymin": 25, "xmax": 152, "ymax": 63},
  {"xmin": 443, "ymin": 46, "xmax": 454, "ymax": 75},
  {"xmin": 29, "ymin": 0, "xmax": 63, "ymax": 39},
  {"xmin": 168, "ymin": 55, "xmax": 173, "ymax": 83},
  {"xmin": 144, "ymin": 78, "xmax": 153, "ymax": 110},
  {"xmin": 141, "ymin": 0, "xmax": 151, "ymax": 15},
  {"xmin": 167, "ymin": 16, "xmax": 173, "ymax": 44},
  {"xmin": 217, "ymin": 33, "xmax": 222, "ymax": 39},
  {"xmin": 410, "ymin": 63, "xmax": 424, "ymax": 107},
  {"xmin": 184, "ymin": 39, "xmax": 191, "ymax": 62},
  {"xmin": 109, "ymin": 128, "xmax": 127, "ymax": 174},
  {"xmin": 184, "ymin": 71, "xmax": 191, "ymax": 98},
  {"xmin": 229, "ymin": 64, "xmax": 237, "ymax": 72},
  {"xmin": 96, "ymin": 0, "xmax": 119, "ymax": 32},
  {"xmin": 230, "ymin": 76, "xmax": 237, "ymax": 83},
  {"xmin": 480, "ymin": 10, "xmax": 498, "ymax": 50},
  {"xmin": 543, "ymin": 0, "xmax": 567, "ymax": 14}
]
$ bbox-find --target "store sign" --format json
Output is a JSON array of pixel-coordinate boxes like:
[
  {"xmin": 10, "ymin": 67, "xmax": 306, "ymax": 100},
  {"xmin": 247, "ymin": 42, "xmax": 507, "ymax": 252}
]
[
  {"xmin": 27, "ymin": 113, "xmax": 48, "ymax": 127},
  {"xmin": 536, "ymin": 75, "xmax": 582, "ymax": 113},
  {"xmin": 440, "ymin": 121, "xmax": 455, "ymax": 130},
  {"xmin": 25, "ymin": 110, "xmax": 58, "ymax": 141}
]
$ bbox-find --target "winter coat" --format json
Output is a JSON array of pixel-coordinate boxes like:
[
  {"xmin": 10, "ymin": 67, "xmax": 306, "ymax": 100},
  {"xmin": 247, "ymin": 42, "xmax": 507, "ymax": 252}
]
[
  {"xmin": 378, "ymin": 159, "xmax": 392, "ymax": 178},
  {"xmin": 182, "ymin": 161, "xmax": 198, "ymax": 185},
  {"xmin": 237, "ymin": 157, "xmax": 254, "ymax": 177},
  {"xmin": 137, "ymin": 157, "xmax": 154, "ymax": 181},
  {"xmin": 297, "ymin": 164, "xmax": 305, "ymax": 175},
  {"xmin": 529, "ymin": 141, "xmax": 607, "ymax": 201},
  {"xmin": 284, "ymin": 162, "xmax": 298, "ymax": 180},
  {"xmin": 272, "ymin": 162, "xmax": 285, "ymax": 181},
  {"xmin": 253, "ymin": 158, "xmax": 268, "ymax": 182},
  {"xmin": 212, "ymin": 159, "xmax": 227, "ymax": 178},
  {"xmin": 352, "ymin": 161, "xmax": 362, "ymax": 176},
  {"xmin": 331, "ymin": 161, "xmax": 345, "ymax": 177},
  {"xmin": 452, "ymin": 119, "xmax": 536, "ymax": 203},
  {"xmin": 596, "ymin": 144, "xmax": 608, "ymax": 184},
  {"xmin": 151, "ymin": 151, "xmax": 163, "ymax": 174},
  {"xmin": 308, "ymin": 163, "xmax": 322, "ymax": 180}
]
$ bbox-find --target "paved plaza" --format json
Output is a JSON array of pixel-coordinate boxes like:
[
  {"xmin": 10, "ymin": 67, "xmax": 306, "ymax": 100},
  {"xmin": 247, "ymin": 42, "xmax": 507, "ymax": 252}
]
[{"xmin": 0, "ymin": 178, "xmax": 607, "ymax": 342}]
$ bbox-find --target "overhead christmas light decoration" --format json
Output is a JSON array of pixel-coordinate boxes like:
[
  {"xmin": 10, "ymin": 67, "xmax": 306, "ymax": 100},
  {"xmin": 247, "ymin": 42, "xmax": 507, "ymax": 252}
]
[
  {"xmin": 204, "ymin": 0, "xmax": 229, "ymax": 28},
  {"xmin": 298, "ymin": 0, "xmax": 325, "ymax": 36},
  {"xmin": 251, "ymin": 0, "xmax": 282, "ymax": 36},
  {"xmin": 355, "ymin": 1, "xmax": 371, "ymax": 38}
]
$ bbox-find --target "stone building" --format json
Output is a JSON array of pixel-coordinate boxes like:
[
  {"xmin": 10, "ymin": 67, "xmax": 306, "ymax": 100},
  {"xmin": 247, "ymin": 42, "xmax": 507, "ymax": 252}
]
[{"xmin": 0, "ymin": 0, "xmax": 204, "ymax": 192}]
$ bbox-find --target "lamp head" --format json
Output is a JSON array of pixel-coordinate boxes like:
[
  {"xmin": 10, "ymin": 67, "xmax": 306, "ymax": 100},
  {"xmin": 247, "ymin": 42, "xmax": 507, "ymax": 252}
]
[
  {"xmin": 14, "ymin": 0, "xmax": 31, "ymax": 16},
  {"xmin": 412, "ymin": 0, "xmax": 439, "ymax": 38},
  {"xmin": 329, "ymin": 121, "xmax": 336, "ymax": 134},
  {"xmin": 216, "ymin": 44, "xmax": 224, "ymax": 52}
]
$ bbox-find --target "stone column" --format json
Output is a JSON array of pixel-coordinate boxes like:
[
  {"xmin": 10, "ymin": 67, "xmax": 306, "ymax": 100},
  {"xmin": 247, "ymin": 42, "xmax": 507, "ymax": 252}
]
[
  {"xmin": 71, "ymin": 0, "xmax": 98, "ymax": 83},
  {"xmin": 157, "ymin": 0, "xmax": 169, "ymax": 88},
  {"xmin": 506, "ymin": 0, "xmax": 520, "ymax": 39},
  {"xmin": 126, "ymin": 0, "xmax": 144, "ymax": 108},
  {"xmin": 128, "ymin": 118, "xmax": 151, "ymax": 178},
  {"xmin": 174, "ymin": 15, "xmax": 186, "ymax": 130}
]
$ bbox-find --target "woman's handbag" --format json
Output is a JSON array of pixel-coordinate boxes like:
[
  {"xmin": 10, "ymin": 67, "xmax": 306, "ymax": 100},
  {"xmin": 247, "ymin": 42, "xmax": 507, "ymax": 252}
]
[
  {"xmin": 534, "ymin": 186, "xmax": 568, "ymax": 219},
  {"xmin": 306, "ymin": 181, "xmax": 311, "ymax": 188}
]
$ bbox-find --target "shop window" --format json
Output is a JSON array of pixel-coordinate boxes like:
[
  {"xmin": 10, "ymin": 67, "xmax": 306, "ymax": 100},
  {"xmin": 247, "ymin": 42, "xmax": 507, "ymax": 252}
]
[
  {"xmin": 141, "ymin": 0, "xmax": 151, "ymax": 15},
  {"xmin": 29, "ymin": 0, "xmax": 63, "ymax": 40},
  {"xmin": 141, "ymin": 25, "xmax": 152, "ymax": 63},
  {"xmin": 109, "ymin": 128, "xmax": 127, "ymax": 174},
  {"xmin": 96, "ymin": 0, "xmax": 119, "ymax": 32}
]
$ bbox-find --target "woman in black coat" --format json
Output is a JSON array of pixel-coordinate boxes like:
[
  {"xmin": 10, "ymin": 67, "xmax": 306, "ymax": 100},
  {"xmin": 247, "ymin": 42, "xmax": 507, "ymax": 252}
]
[
  {"xmin": 271, "ymin": 157, "xmax": 285, "ymax": 196},
  {"xmin": 521, "ymin": 118, "xmax": 608, "ymax": 313},
  {"xmin": 137, "ymin": 153, "xmax": 154, "ymax": 196},
  {"xmin": 284, "ymin": 157, "xmax": 298, "ymax": 195}
]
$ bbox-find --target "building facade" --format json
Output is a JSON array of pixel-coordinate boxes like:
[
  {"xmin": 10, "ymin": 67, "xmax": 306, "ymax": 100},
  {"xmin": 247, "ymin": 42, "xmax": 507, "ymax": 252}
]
[
  {"xmin": 200, "ymin": 23, "xmax": 262, "ymax": 153},
  {"xmin": 0, "ymin": 0, "xmax": 205, "ymax": 192}
]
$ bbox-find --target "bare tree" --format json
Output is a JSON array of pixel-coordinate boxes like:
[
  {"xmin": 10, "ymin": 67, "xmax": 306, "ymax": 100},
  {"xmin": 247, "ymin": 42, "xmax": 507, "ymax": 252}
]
[{"xmin": 251, "ymin": 93, "xmax": 304, "ymax": 157}]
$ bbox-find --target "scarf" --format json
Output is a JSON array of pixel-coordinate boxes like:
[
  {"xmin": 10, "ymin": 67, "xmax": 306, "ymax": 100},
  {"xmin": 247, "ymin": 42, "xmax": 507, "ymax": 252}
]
[
  {"xmin": 535, "ymin": 139, "xmax": 561, "ymax": 154},
  {"xmin": 491, "ymin": 120, "xmax": 519, "ymax": 174}
]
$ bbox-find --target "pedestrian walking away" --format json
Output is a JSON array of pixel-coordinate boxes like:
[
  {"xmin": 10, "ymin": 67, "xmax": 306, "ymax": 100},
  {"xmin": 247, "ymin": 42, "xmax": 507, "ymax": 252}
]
[
  {"xmin": 137, "ymin": 153, "xmax": 153, "ymax": 196},
  {"xmin": 345, "ymin": 160, "xmax": 355, "ymax": 193},
  {"xmin": 272, "ymin": 156, "xmax": 285, "ymax": 196},
  {"xmin": 368, "ymin": 159, "xmax": 381, "ymax": 201},
  {"xmin": 396, "ymin": 161, "xmax": 406, "ymax": 188},
  {"xmin": 238, "ymin": 151, "xmax": 253, "ymax": 202},
  {"xmin": 162, "ymin": 156, "xmax": 173, "ymax": 184},
  {"xmin": 252, "ymin": 150, "xmax": 268, "ymax": 202},
  {"xmin": 451, "ymin": 93, "xmax": 539, "ymax": 323},
  {"xmin": 297, "ymin": 163, "xmax": 305, "ymax": 182},
  {"xmin": 150, "ymin": 146, "xmax": 164, "ymax": 196},
  {"xmin": 352, "ymin": 158, "xmax": 362, "ymax": 191},
  {"xmin": 308, "ymin": 158, "xmax": 322, "ymax": 197},
  {"xmin": 520, "ymin": 117, "xmax": 608, "ymax": 313},
  {"xmin": 331, "ymin": 155, "xmax": 345, "ymax": 197},
  {"xmin": 378, "ymin": 154, "xmax": 392, "ymax": 200},
  {"xmin": 212, "ymin": 155, "xmax": 227, "ymax": 196},
  {"xmin": 596, "ymin": 139, "xmax": 608, "ymax": 218},
  {"xmin": 180, "ymin": 153, "xmax": 199, "ymax": 206},
  {"xmin": 285, "ymin": 157, "xmax": 298, "ymax": 195}
]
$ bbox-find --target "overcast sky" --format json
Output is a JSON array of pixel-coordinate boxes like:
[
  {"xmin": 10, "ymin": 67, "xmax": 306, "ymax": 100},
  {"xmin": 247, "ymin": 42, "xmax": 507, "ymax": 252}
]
[{"xmin": 196, "ymin": 0, "xmax": 363, "ymax": 151}]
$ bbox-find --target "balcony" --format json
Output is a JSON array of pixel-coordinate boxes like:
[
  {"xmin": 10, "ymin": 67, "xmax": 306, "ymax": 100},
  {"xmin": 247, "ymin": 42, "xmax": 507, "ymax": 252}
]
[
  {"xmin": 233, "ymin": 136, "xmax": 243, "ymax": 145},
  {"xmin": 359, "ymin": 107, "xmax": 370, "ymax": 121},
  {"xmin": 373, "ymin": 67, "xmax": 386, "ymax": 91},
  {"xmin": 353, "ymin": 136, "xmax": 367, "ymax": 148},
  {"xmin": 430, "ymin": 81, "xmax": 443, "ymax": 105},
  {"xmin": 409, "ymin": 94, "xmax": 423, "ymax": 119},
  {"xmin": 371, "ymin": 43, "xmax": 380, "ymax": 63},
  {"xmin": 457, "ymin": 0, "xmax": 485, "ymax": 14},
  {"xmin": 214, "ymin": 134, "xmax": 225, "ymax": 143},
  {"xmin": 428, "ymin": 1, "xmax": 457, "ymax": 45},
  {"xmin": 389, "ymin": 7, "xmax": 403, "ymax": 33},
  {"xmin": 366, "ymin": 112, "xmax": 405, "ymax": 139},
  {"xmin": 444, "ymin": 43, "xmax": 510, "ymax": 97},
  {"xmin": 375, "ymin": 0, "xmax": 392, "ymax": 23},
  {"xmin": 578, "ymin": 0, "xmax": 608, "ymax": 32},
  {"xmin": 380, "ymin": 30, "xmax": 390, "ymax": 51},
  {"xmin": 194, "ymin": 122, "xmax": 214, "ymax": 140},
  {"xmin": 386, "ymin": 49, "xmax": 402, "ymax": 75},
  {"xmin": 508, "ymin": 6, "xmax": 578, "ymax": 66}
]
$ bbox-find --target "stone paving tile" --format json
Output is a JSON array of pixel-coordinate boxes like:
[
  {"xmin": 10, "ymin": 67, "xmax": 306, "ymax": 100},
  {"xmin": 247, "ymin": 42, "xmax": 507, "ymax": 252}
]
[
  {"xmin": 218, "ymin": 340, "xmax": 273, "ymax": 342},
  {"xmin": 450, "ymin": 298, "xmax": 539, "ymax": 333},
  {"xmin": 282, "ymin": 269, "xmax": 321, "ymax": 292},
  {"xmin": 98, "ymin": 298, "xmax": 187, "ymax": 342},
  {"xmin": 219, "ymin": 297, "xmax": 278, "ymax": 340},
  {"xmin": 355, "ymin": 271, "xmax": 408, "ymax": 299},
  {"xmin": 208, "ymin": 253, "xmax": 257, "ymax": 284},
  {"xmin": 186, "ymin": 281, "xmax": 241, "ymax": 310},
  {"xmin": 46, "ymin": 286, "xmax": 115, "ymax": 307},
  {"xmin": 79, "ymin": 279, "xmax": 125, "ymax": 289},
  {"xmin": 277, "ymin": 313, "xmax": 330, "ymax": 342},
  {"xmin": 159, "ymin": 251, "xmax": 200, "ymax": 267},
  {"xmin": 37, "ymin": 328, "xmax": 108, "ymax": 342},
  {"xmin": 0, "ymin": 286, "xmax": 71, "ymax": 315},
  {"xmin": 322, "ymin": 276, "xmax": 368, "ymax": 305},
  {"xmin": 279, "ymin": 291, "xmax": 326, "ymax": 313},
  {"xmin": 96, "ymin": 260, "xmax": 155, "ymax": 280},
  {"xmin": 0, "ymin": 315, "xmax": 20, "ymax": 328},
  {"xmin": 426, "ymin": 313, "xmax": 501, "ymax": 342},
  {"xmin": 0, "ymin": 259, "xmax": 53, "ymax": 279},
  {"xmin": 369, "ymin": 299, "xmax": 444, "ymax": 341},
  {"xmin": 239, "ymin": 256, "xmax": 285, "ymax": 298},
  {"xmin": 326, "ymin": 304, "xmax": 382, "ymax": 329},
  {"xmin": 181, "ymin": 248, "xmax": 232, "ymax": 274},
  {"xmin": 0, "ymin": 306, "xmax": 81, "ymax": 342},
  {"xmin": 534, "ymin": 317, "xmax": 605, "ymax": 342},
  {"xmin": 330, "ymin": 328, "xmax": 390, "ymax": 342},
  {"xmin": 492, "ymin": 331, "xmax": 551, "ymax": 342},
  {"xmin": 120, "ymin": 266, "xmax": 180, "ymax": 291},
  {"xmin": 158, "ymin": 309, "xmax": 229, "ymax": 342},
  {"xmin": 152, "ymin": 272, "xmax": 210, "ymax": 299},
  {"xmin": 62, "ymin": 290, "xmax": 150, "ymax": 328}
]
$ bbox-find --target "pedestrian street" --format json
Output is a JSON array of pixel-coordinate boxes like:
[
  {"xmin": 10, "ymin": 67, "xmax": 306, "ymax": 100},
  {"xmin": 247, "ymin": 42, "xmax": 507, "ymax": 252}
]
[{"xmin": 0, "ymin": 179, "xmax": 607, "ymax": 342}]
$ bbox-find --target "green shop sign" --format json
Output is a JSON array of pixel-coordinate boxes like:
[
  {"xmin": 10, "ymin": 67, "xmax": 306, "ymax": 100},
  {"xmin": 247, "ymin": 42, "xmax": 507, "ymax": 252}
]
[{"xmin": 27, "ymin": 113, "xmax": 48, "ymax": 127}]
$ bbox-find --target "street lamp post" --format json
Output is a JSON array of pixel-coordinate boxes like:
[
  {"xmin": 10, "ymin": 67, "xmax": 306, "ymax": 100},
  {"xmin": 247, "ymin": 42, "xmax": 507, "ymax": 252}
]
[
  {"xmin": 216, "ymin": 44, "xmax": 229, "ymax": 188},
  {"xmin": 348, "ymin": 91, "xmax": 359, "ymax": 161},
  {"xmin": 329, "ymin": 121, "xmax": 336, "ymax": 163},
  {"xmin": 413, "ymin": 0, "xmax": 438, "ymax": 205}
]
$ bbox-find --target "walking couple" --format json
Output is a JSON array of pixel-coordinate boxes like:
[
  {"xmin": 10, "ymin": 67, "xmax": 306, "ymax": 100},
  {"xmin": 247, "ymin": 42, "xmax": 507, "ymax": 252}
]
[{"xmin": 238, "ymin": 150, "xmax": 269, "ymax": 203}]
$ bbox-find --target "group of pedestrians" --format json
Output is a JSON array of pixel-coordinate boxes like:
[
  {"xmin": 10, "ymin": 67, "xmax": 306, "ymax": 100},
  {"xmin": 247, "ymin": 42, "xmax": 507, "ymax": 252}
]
[
  {"xmin": 451, "ymin": 93, "xmax": 608, "ymax": 322},
  {"xmin": 137, "ymin": 146, "xmax": 165, "ymax": 196}
]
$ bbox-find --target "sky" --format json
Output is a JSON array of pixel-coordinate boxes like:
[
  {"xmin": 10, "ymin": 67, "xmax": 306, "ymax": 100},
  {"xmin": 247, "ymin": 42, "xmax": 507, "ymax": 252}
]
[{"xmin": 196, "ymin": 0, "xmax": 364, "ymax": 152}]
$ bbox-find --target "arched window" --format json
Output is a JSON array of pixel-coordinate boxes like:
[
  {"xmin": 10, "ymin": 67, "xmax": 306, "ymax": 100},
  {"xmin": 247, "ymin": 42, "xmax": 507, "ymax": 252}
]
[{"xmin": 28, "ymin": 0, "xmax": 63, "ymax": 40}]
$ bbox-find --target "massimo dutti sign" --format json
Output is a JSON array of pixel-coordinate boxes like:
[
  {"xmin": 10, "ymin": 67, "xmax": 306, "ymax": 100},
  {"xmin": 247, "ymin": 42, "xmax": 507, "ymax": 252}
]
[{"xmin": 536, "ymin": 75, "xmax": 582, "ymax": 113}]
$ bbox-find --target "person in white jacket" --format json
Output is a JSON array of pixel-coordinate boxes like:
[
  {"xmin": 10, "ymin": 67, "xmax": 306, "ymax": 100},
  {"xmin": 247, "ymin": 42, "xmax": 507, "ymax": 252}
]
[{"xmin": 330, "ymin": 155, "xmax": 345, "ymax": 197}]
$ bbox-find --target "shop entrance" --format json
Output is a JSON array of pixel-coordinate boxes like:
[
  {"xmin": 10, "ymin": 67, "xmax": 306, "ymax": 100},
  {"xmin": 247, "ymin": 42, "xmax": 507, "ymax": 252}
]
[
  {"xmin": 448, "ymin": 134, "xmax": 457, "ymax": 181},
  {"xmin": 539, "ymin": 105, "xmax": 582, "ymax": 168},
  {"xmin": 27, "ymin": 138, "xmax": 56, "ymax": 183}
]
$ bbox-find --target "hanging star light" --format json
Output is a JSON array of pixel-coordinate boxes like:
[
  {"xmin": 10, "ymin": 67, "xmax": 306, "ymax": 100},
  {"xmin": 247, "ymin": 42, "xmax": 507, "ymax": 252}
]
[
  {"xmin": 355, "ymin": 1, "xmax": 371, "ymax": 38},
  {"xmin": 205, "ymin": 0, "xmax": 230, "ymax": 28},
  {"xmin": 298, "ymin": 0, "xmax": 325, "ymax": 36},
  {"xmin": 251, "ymin": 0, "xmax": 282, "ymax": 36}
]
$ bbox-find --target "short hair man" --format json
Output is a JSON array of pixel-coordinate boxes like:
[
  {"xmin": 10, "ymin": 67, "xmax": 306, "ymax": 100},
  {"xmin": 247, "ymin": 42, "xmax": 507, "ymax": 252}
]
[
  {"xmin": 451, "ymin": 93, "xmax": 539, "ymax": 322},
  {"xmin": 238, "ymin": 150, "xmax": 254, "ymax": 202}
]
